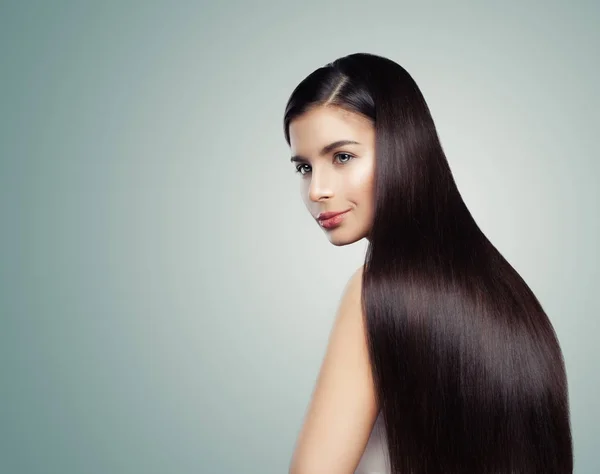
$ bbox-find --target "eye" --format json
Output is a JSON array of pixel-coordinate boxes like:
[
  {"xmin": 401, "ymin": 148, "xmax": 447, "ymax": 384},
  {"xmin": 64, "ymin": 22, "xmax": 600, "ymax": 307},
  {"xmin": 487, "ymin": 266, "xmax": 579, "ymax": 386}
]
[
  {"xmin": 294, "ymin": 153, "xmax": 355, "ymax": 176},
  {"xmin": 335, "ymin": 152, "xmax": 354, "ymax": 164},
  {"xmin": 295, "ymin": 163, "xmax": 311, "ymax": 176}
]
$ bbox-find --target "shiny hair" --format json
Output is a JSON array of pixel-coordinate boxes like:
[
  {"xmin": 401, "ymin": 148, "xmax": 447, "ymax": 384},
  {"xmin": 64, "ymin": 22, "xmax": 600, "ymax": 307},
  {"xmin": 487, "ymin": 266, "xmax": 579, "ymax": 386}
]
[{"xmin": 283, "ymin": 53, "xmax": 573, "ymax": 473}]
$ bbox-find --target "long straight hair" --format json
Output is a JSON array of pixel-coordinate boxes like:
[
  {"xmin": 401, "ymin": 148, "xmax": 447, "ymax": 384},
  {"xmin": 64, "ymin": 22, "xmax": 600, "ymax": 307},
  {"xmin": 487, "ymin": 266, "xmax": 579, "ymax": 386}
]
[{"xmin": 283, "ymin": 53, "xmax": 573, "ymax": 473}]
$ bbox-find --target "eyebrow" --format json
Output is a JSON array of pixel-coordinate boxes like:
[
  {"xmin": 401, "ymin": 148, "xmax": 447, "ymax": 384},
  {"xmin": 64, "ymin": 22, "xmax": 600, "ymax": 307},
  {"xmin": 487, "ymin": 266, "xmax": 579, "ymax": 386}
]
[{"xmin": 290, "ymin": 140, "xmax": 361, "ymax": 163}]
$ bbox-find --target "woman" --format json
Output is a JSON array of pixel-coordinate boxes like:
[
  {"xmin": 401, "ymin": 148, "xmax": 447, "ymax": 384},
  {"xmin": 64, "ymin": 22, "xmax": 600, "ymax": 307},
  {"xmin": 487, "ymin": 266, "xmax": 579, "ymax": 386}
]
[{"xmin": 284, "ymin": 53, "xmax": 573, "ymax": 474}]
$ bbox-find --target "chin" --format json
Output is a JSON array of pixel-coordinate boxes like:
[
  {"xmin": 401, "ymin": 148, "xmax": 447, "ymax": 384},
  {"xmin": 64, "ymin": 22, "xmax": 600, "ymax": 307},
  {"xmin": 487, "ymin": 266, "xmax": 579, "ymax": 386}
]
[{"xmin": 326, "ymin": 229, "xmax": 365, "ymax": 246}]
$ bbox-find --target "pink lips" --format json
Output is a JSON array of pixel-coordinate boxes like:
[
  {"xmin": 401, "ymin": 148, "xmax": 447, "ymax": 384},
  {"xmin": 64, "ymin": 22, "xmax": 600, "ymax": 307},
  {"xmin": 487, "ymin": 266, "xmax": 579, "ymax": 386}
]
[
  {"xmin": 317, "ymin": 209, "xmax": 351, "ymax": 229},
  {"xmin": 317, "ymin": 209, "xmax": 351, "ymax": 221}
]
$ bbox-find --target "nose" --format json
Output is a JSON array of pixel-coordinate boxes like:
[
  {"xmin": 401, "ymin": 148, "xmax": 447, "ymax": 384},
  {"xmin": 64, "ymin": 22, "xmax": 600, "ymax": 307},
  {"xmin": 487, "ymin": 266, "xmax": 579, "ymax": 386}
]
[{"xmin": 307, "ymin": 168, "xmax": 335, "ymax": 202}]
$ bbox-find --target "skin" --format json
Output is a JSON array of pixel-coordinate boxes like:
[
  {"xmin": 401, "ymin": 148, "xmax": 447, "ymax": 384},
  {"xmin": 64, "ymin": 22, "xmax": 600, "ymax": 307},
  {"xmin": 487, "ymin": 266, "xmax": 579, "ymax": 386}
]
[
  {"xmin": 288, "ymin": 105, "xmax": 375, "ymax": 245},
  {"xmin": 287, "ymin": 105, "xmax": 379, "ymax": 474}
]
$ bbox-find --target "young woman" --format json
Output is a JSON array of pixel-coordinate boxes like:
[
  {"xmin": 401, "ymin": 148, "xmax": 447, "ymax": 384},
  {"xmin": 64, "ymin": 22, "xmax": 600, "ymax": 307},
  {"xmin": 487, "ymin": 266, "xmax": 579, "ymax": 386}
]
[{"xmin": 284, "ymin": 53, "xmax": 573, "ymax": 474}]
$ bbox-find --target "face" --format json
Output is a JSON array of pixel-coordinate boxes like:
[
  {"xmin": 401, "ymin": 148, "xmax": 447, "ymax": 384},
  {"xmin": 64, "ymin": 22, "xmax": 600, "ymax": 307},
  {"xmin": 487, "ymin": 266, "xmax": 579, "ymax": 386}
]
[{"xmin": 288, "ymin": 105, "xmax": 375, "ymax": 246}]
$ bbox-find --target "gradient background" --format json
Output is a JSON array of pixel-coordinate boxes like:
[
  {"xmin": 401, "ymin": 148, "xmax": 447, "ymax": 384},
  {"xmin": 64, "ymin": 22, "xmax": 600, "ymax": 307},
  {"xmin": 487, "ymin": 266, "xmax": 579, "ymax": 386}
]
[{"xmin": 1, "ymin": 1, "xmax": 598, "ymax": 473}]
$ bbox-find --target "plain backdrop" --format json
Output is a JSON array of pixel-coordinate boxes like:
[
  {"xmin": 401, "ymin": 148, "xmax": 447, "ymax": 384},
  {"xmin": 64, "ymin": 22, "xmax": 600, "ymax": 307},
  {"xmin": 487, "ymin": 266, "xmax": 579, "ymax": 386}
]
[{"xmin": 0, "ymin": 1, "xmax": 598, "ymax": 473}]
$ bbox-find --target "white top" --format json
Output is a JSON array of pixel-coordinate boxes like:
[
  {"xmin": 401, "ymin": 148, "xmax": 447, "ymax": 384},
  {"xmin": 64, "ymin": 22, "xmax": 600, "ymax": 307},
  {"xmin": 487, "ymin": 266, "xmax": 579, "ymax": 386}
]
[{"xmin": 354, "ymin": 411, "xmax": 391, "ymax": 474}]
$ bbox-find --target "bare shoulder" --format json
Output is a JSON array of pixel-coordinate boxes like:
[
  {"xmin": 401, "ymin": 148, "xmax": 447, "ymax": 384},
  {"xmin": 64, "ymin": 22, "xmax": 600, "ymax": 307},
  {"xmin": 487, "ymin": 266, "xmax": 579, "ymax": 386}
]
[
  {"xmin": 335, "ymin": 264, "xmax": 365, "ymax": 329},
  {"xmin": 341, "ymin": 265, "xmax": 364, "ymax": 314},
  {"xmin": 351, "ymin": 263, "xmax": 365, "ymax": 285},
  {"xmin": 289, "ymin": 263, "xmax": 377, "ymax": 474}
]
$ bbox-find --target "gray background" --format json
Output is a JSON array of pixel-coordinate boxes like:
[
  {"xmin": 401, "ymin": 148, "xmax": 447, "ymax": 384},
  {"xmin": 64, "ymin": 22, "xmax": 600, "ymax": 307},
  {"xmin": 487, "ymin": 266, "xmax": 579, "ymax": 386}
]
[{"xmin": 1, "ymin": 1, "xmax": 598, "ymax": 472}]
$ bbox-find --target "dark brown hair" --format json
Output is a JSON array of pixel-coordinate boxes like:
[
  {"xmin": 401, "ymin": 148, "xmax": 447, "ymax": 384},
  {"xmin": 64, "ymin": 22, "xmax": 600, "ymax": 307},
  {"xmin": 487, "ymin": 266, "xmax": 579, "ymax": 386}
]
[{"xmin": 283, "ymin": 52, "xmax": 573, "ymax": 474}]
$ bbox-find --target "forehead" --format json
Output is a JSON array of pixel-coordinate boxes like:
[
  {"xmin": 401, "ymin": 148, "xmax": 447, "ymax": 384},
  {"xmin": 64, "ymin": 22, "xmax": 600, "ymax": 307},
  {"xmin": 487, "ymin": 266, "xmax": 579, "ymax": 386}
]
[{"xmin": 289, "ymin": 106, "xmax": 373, "ymax": 152}]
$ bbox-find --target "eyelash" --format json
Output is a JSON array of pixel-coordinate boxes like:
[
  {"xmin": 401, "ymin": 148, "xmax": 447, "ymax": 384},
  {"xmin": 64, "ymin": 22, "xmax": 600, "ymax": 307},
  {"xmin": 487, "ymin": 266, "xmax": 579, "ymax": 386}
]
[{"xmin": 294, "ymin": 153, "xmax": 355, "ymax": 176}]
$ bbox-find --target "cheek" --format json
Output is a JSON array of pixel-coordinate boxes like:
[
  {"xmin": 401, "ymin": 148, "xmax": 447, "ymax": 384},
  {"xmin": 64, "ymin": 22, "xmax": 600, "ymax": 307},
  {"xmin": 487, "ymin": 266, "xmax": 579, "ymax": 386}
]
[
  {"xmin": 347, "ymin": 163, "xmax": 374, "ymax": 200},
  {"xmin": 299, "ymin": 181, "xmax": 311, "ymax": 206},
  {"xmin": 299, "ymin": 177, "xmax": 307, "ymax": 192}
]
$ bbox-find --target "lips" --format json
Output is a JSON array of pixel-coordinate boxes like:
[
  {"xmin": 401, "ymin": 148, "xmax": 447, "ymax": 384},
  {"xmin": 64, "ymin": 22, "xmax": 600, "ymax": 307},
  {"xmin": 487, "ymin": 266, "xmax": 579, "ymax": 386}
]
[{"xmin": 317, "ymin": 209, "xmax": 351, "ymax": 221}]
